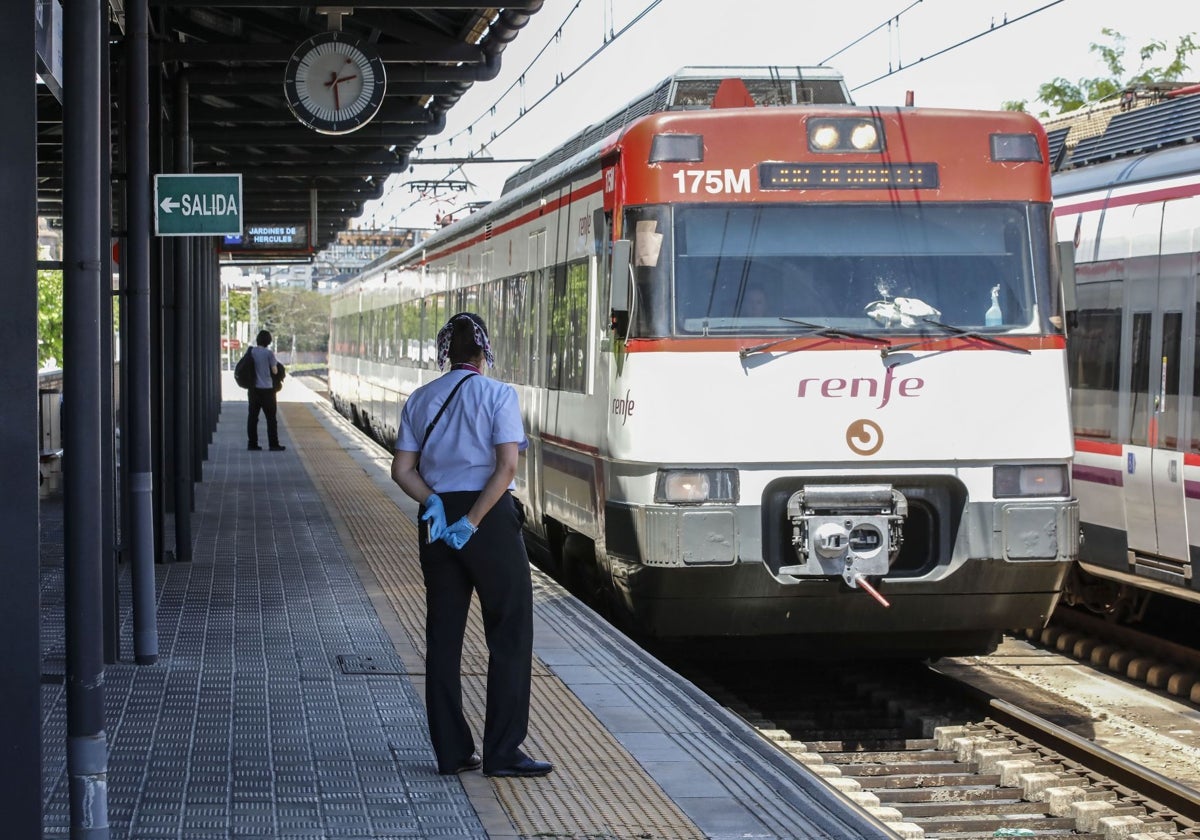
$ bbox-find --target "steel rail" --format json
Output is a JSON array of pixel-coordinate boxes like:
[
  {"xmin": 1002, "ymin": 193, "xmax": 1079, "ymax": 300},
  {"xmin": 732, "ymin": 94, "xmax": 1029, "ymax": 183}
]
[
  {"xmin": 985, "ymin": 696, "xmax": 1200, "ymax": 821},
  {"xmin": 919, "ymin": 661, "xmax": 1200, "ymax": 826}
]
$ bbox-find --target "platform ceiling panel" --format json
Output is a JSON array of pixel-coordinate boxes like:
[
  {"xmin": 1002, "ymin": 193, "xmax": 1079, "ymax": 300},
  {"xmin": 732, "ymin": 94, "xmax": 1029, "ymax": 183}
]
[{"xmin": 37, "ymin": 2, "xmax": 544, "ymax": 248}]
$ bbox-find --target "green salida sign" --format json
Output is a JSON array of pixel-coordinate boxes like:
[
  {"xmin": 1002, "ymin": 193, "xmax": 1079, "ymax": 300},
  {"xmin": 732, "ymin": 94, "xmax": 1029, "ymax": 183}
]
[{"xmin": 154, "ymin": 173, "xmax": 243, "ymax": 236}]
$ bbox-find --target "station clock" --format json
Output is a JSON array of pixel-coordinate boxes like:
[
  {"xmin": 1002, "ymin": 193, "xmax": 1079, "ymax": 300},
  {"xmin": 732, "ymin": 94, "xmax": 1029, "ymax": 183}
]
[{"xmin": 283, "ymin": 31, "xmax": 387, "ymax": 135}]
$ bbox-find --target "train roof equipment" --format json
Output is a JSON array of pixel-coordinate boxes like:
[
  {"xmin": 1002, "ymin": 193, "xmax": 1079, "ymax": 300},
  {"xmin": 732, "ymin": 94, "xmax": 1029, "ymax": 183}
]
[
  {"xmin": 501, "ymin": 66, "xmax": 852, "ymax": 196},
  {"xmin": 1046, "ymin": 81, "xmax": 1200, "ymax": 173}
]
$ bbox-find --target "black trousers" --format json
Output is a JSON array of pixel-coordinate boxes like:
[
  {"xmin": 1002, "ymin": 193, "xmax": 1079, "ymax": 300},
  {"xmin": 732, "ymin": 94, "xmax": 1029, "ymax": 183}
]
[
  {"xmin": 419, "ymin": 490, "xmax": 532, "ymax": 773},
  {"xmin": 246, "ymin": 387, "xmax": 279, "ymax": 447}
]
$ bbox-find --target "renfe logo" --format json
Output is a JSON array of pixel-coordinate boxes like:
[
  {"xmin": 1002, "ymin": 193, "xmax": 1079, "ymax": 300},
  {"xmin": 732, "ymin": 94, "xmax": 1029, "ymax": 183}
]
[
  {"xmin": 798, "ymin": 366, "xmax": 924, "ymax": 409},
  {"xmin": 612, "ymin": 390, "xmax": 635, "ymax": 425}
]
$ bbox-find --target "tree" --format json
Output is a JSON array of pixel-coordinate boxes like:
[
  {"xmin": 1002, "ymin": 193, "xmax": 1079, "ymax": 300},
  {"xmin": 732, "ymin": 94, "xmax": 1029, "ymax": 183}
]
[
  {"xmin": 37, "ymin": 269, "xmax": 63, "ymax": 369},
  {"xmin": 223, "ymin": 288, "xmax": 251, "ymax": 339},
  {"xmin": 259, "ymin": 288, "xmax": 330, "ymax": 358},
  {"xmin": 1003, "ymin": 29, "xmax": 1197, "ymax": 116}
]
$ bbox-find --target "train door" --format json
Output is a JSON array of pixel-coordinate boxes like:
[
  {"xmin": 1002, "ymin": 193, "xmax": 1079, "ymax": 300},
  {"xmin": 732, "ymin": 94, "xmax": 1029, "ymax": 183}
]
[
  {"xmin": 521, "ymin": 229, "xmax": 548, "ymax": 534},
  {"xmin": 1150, "ymin": 282, "xmax": 1189, "ymax": 562},
  {"xmin": 1123, "ymin": 295, "xmax": 1156, "ymax": 555},
  {"xmin": 1120, "ymin": 198, "xmax": 1189, "ymax": 563}
]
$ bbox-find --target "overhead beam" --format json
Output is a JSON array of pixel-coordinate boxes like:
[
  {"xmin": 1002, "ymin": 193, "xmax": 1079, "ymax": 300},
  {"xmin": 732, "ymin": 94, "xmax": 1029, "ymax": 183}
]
[
  {"xmin": 160, "ymin": 40, "xmax": 481, "ymax": 63},
  {"xmin": 198, "ymin": 164, "xmax": 409, "ymax": 178},
  {"xmin": 150, "ymin": 0, "xmax": 542, "ymax": 8},
  {"xmin": 192, "ymin": 122, "xmax": 442, "ymax": 146},
  {"xmin": 193, "ymin": 158, "xmax": 407, "ymax": 172},
  {"xmin": 188, "ymin": 101, "xmax": 436, "ymax": 125},
  {"xmin": 191, "ymin": 79, "xmax": 471, "ymax": 98},
  {"xmin": 407, "ymin": 156, "xmax": 534, "ymax": 165},
  {"xmin": 244, "ymin": 184, "xmax": 383, "ymax": 195},
  {"xmin": 341, "ymin": 8, "xmax": 462, "ymax": 48}
]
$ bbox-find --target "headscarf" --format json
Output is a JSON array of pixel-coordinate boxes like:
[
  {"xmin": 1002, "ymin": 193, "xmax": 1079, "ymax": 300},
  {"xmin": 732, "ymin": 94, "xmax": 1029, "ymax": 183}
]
[{"xmin": 436, "ymin": 311, "xmax": 495, "ymax": 370}]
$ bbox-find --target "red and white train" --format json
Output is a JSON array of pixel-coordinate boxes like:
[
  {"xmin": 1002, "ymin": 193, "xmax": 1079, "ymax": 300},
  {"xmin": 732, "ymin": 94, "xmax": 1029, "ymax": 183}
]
[
  {"xmin": 1053, "ymin": 87, "xmax": 1200, "ymax": 621},
  {"xmin": 330, "ymin": 67, "xmax": 1079, "ymax": 657}
]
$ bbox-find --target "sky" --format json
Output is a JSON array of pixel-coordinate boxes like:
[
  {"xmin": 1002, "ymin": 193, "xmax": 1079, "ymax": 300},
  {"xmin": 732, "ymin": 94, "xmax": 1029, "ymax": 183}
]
[{"xmin": 354, "ymin": 0, "xmax": 1193, "ymax": 232}]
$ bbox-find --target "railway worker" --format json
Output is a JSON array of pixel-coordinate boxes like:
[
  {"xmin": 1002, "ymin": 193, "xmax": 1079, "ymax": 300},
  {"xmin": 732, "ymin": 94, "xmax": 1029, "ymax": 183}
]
[
  {"xmin": 246, "ymin": 329, "xmax": 286, "ymax": 452},
  {"xmin": 389, "ymin": 312, "xmax": 552, "ymax": 779},
  {"xmin": 743, "ymin": 283, "xmax": 771, "ymax": 317}
]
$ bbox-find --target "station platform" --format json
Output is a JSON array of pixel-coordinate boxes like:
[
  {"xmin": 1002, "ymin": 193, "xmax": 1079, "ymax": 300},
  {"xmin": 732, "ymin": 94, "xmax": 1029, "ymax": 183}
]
[{"xmin": 39, "ymin": 373, "xmax": 895, "ymax": 839}]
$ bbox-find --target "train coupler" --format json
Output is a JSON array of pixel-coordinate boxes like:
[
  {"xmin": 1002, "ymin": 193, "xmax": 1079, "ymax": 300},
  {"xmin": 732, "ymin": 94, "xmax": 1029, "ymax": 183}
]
[{"xmin": 779, "ymin": 484, "xmax": 906, "ymax": 601}]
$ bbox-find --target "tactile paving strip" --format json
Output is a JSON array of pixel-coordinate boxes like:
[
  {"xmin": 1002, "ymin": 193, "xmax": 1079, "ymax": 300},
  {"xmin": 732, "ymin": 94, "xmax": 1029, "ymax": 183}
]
[
  {"xmin": 284, "ymin": 403, "xmax": 704, "ymax": 839},
  {"xmin": 40, "ymin": 399, "xmax": 490, "ymax": 838}
]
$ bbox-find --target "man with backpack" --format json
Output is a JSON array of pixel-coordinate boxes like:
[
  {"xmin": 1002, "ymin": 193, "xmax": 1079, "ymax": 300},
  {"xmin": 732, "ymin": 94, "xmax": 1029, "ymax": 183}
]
[{"xmin": 241, "ymin": 329, "xmax": 286, "ymax": 451}]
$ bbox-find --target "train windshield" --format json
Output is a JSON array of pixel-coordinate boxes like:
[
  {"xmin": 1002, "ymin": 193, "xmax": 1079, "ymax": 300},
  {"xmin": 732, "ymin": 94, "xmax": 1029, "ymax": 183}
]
[{"xmin": 624, "ymin": 203, "xmax": 1057, "ymax": 338}]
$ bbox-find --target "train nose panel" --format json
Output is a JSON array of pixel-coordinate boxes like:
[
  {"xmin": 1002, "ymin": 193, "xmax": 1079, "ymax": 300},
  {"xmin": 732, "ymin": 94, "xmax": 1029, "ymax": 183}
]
[{"xmin": 781, "ymin": 484, "xmax": 908, "ymax": 588}]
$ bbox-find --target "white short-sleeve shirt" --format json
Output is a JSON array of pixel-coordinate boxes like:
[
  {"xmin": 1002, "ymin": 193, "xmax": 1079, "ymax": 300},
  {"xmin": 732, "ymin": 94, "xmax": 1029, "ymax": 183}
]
[{"xmin": 397, "ymin": 369, "xmax": 527, "ymax": 493}]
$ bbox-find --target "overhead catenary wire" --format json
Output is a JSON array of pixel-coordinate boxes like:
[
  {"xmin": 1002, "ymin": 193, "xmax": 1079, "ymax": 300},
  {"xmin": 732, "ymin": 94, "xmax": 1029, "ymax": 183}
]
[
  {"xmin": 367, "ymin": 0, "xmax": 596, "ymax": 227},
  {"xmin": 369, "ymin": 0, "xmax": 1072, "ymax": 230},
  {"xmin": 850, "ymin": 0, "xmax": 1068, "ymax": 90},
  {"xmin": 373, "ymin": 0, "xmax": 664, "ymax": 228}
]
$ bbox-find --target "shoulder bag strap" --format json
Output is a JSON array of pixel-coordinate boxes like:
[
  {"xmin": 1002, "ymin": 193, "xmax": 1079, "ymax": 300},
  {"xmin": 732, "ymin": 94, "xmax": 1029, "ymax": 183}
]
[{"xmin": 418, "ymin": 372, "xmax": 477, "ymax": 457}]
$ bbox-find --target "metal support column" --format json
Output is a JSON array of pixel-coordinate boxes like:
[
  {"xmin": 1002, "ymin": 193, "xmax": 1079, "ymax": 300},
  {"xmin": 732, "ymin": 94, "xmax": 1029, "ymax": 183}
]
[
  {"xmin": 192, "ymin": 236, "xmax": 206, "ymax": 479},
  {"xmin": 63, "ymin": 0, "xmax": 111, "ymax": 831},
  {"xmin": 149, "ymin": 33, "xmax": 166, "ymax": 567},
  {"xmin": 124, "ymin": 0, "xmax": 159, "ymax": 662},
  {"xmin": 0, "ymin": 2, "xmax": 43, "ymax": 834},
  {"xmin": 172, "ymin": 72, "xmax": 194, "ymax": 562},
  {"xmin": 99, "ymin": 20, "xmax": 120, "ymax": 666}
]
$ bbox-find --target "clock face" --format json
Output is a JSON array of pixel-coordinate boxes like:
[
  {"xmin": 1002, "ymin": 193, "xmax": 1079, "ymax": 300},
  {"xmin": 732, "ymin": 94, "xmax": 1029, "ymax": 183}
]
[{"xmin": 284, "ymin": 32, "xmax": 387, "ymax": 135}]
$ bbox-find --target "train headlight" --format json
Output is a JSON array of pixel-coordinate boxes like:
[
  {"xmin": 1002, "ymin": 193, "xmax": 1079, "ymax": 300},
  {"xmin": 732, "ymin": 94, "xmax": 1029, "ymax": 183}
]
[
  {"xmin": 993, "ymin": 464, "xmax": 1068, "ymax": 498},
  {"xmin": 849, "ymin": 122, "xmax": 879, "ymax": 150},
  {"xmin": 810, "ymin": 123, "xmax": 840, "ymax": 151},
  {"xmin": 807, "ymin": 118, "xmax": 885, "ymax": 153},
  {"xmin": 655, "ymin": 469, "xmax": 739, "ymax": 504}
]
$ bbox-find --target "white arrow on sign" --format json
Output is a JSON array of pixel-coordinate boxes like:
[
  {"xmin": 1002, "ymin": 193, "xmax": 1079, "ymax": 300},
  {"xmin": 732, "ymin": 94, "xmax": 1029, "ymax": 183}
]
[{"xmin": 160, "ymin": 197, "xmax": 180, "ymax": 214}]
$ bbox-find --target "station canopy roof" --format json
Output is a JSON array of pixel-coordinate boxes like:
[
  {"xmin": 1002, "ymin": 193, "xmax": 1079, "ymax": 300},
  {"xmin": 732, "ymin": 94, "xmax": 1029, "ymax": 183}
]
[{"xmin": 37, "ymin": 2, "xmax": 544, "ymax": 252}]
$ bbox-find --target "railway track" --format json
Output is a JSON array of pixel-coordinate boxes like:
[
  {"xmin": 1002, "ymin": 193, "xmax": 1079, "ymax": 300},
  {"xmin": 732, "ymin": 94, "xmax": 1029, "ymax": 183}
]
[
  {"xmin": 1020, "ymin": 606, "xmax": 1200, "ymax": 705},
  {"xmin": 672, "ymin": 657, "xmax": 1200, "ymax": 839}
]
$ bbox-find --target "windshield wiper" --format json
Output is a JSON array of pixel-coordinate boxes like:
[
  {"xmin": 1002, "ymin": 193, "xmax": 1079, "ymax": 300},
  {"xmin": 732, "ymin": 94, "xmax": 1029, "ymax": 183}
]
[
  {"xmin": 881, "ymin": 318, "xmax": 1030, "ymax": 358},
  {"xmin": 739, "ymin": 319, "xmax": 890, "ymax": 359}
]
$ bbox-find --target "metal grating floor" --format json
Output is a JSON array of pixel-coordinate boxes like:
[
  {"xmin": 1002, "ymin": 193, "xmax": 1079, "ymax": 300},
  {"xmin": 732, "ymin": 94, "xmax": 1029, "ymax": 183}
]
[
  {"xmin": 40, "ymin": 396, "xmax": 489, "ymax": 838},
  {"xmin": 284, "ymin": 402, "xmax": 705, "ymax": 839}
]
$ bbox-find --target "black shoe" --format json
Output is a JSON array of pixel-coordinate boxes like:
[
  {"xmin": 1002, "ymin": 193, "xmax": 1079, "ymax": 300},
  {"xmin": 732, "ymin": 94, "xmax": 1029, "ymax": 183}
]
[
  {"xmin": 438, "ymin": 753, "xmax": 481, "ymax": 775},
  {"xmin": 269, "ymin": 444, "xmax": 287, "ymax": 451},
  {"xmin": 484, "ymin": 757, "xmax": 553, "ymax": 778},
  {"xmin": 247, "ymin": 444, "xmax": 262, "ymax": 451}
]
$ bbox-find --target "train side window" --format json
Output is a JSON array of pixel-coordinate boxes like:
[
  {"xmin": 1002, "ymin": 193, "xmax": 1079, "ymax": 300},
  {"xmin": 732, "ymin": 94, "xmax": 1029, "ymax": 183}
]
[
  {"xmin": 1161, "ymin": 312, "xmax": 1182, "ymax": 449},
  {"xmin": 406, "ymin": 300, "xmax": 418, "ymax": 364},
  {"xmin": 546, "ymin": 260, "xmax": 589, "ymax": 393},
  {"xmin": 1128, "ymin": 312, "xmax": 1153, "ymax": 447},
  {"xmin": 1068, "ymin": 307, "xmax": 1122, "ymax": 441}
]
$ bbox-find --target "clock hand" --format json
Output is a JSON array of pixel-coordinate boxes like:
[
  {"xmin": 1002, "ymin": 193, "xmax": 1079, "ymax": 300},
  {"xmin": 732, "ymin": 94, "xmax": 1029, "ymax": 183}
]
[{"xmin": 335, "ymin": 73, "xmax": 358, "ymax": 84}]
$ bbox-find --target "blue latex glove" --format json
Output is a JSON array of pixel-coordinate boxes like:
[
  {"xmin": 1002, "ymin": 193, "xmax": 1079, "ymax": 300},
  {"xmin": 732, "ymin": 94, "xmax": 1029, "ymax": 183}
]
[
  {"xmin": 421, "ymin": 494, "xmax": 447, "ymax": 543},
  {"xmin": 441, "ymin": 516, "xmax": 478, "ymax": 550}
]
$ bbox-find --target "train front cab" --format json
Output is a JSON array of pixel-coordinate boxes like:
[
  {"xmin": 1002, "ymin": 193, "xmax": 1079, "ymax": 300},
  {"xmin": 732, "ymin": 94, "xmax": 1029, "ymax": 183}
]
[{"xmin": 591, "ymin": 232, "xmax": 1077, "ymax": 659}]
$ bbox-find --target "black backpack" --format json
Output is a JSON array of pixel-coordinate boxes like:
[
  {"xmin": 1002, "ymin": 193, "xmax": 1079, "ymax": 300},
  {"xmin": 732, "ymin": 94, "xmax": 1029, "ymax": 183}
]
[{"xmin": 233, "ymin": 348, "xmax": 255, "ymax": 389}]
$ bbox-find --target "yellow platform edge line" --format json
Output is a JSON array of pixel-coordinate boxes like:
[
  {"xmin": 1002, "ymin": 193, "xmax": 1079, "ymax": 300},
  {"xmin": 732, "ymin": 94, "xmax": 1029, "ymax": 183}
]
[{"xmin": 280, "ymin": 401, "xmax": 704, "ymax": 840}]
